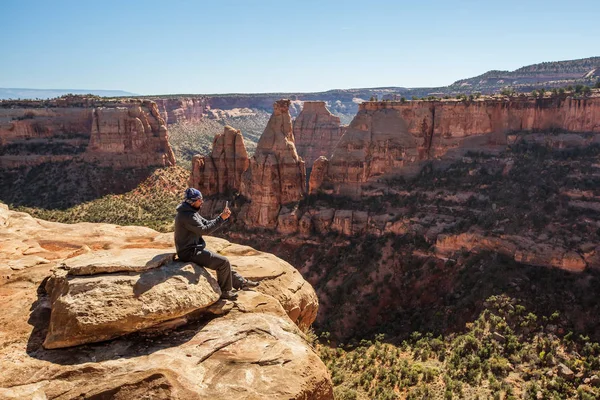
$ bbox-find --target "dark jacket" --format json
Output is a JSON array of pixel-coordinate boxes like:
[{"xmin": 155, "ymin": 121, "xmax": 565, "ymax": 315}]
[{"xmin": 174, "ymin": 202, "xmax": 224, "ymax": 258}]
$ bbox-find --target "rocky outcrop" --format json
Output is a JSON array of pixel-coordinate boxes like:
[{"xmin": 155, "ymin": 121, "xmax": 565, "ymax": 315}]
[
  {"xmin": 189, "ymin": 125, "xmax": 249, "ymax": 196},
  {"xmin": 293, "ymin": 101, "xmax": 345, "ymax": 168},
  {"xmin": 43, "ymin": 250, "xmax": 221, "ymax": 349},
  {"xmin": 86, "ymin": 101, "xmax": 176, "ymax": 167},
  {"xmin": 321, "ymin": 97, "xmax": 600, "ymax": 197},
  {"xmin": 435, "ymin": 231, "xmax": 588, "ymax": 272},
  {"xmin": 309, "ymin": 156, "xmax": 329, "ymax": 194},
  {"xmin": 0, "ymin": 203, "xmax": 331, "ymax": 399},
  {"xmin": 241, "ymin": 100, "xmax": 306, "ymax": 228},
  {"xmin": 0, "ymin": 97, "xmax": 175, "ymax": 169},
  {"xmin": 154, "ymin": 97, "xmax": 208, "ymax": 124}
]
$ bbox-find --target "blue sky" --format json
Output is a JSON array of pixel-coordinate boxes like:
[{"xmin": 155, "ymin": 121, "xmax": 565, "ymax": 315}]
[{"xmin": 2, "ymin": 0, "xmax": 599, "ymax": 95}]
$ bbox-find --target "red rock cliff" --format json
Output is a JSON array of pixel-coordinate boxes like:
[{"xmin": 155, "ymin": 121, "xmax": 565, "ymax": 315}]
[
  {"xmin": 293, "ymin": 101, "xmax": 345, "ymax": 168},
  {"xmin": 189, "ymin": 125, "xmax": 249, "ymax": 196},
  {"xmin": 240, "ymin": 100, "xmax": 306, "ymax": 228},
  {"xmin": 324, "ymin": 96, "xmax": 600, "ymax": 196},
  {"xmin": 0, "ymin": 98, "xmax": 175, "ymax": 169}
]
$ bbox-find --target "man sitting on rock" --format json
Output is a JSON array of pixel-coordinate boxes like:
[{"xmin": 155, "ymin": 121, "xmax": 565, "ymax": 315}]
[{"xmin": 174, "ymin": 188, "xmax": 258, "ymax": 300}]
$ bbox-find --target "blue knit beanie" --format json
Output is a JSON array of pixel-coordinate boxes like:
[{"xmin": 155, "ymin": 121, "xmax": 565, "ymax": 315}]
[{"xmin": 184, "ymin": 188, "xmax": 203, "ymax": 203}]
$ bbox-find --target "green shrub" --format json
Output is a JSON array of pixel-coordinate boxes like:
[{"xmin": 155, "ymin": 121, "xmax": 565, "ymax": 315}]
[{"xmin": 333, "ymin": 386, "xmax": 358, "ymax": 400}]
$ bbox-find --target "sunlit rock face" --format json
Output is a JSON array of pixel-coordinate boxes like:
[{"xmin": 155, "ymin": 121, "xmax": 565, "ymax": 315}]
[
  {"xmin": 189, "ymin": 125, "xmax": 249, "ymax": 196},
  {"xmin": 0, "ymin": 98, "xmax": 175, "ymax": 169},
  {"xmin": 324, "ymin": 97, "xmax": 600, "ymax": 197},
  {"xmin": 241, "ymin": 100, "xmax": 306, "ymax": 229}
]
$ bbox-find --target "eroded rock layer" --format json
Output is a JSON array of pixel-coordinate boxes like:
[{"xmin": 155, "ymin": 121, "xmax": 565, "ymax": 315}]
[{"xmin": 0, "ymin": 98, "xmax": 175, "ymax": 169}]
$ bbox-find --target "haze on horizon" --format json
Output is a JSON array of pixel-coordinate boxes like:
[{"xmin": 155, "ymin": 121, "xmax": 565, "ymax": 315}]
[{"xmin": 2, "ymin": 0, "xmax": 599, "ymax": 95}]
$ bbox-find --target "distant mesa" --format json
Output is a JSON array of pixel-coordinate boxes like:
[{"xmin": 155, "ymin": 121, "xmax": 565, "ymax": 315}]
[{"xmin": 0, "ymin": 88, "xmax": 137, "ymax": 100}]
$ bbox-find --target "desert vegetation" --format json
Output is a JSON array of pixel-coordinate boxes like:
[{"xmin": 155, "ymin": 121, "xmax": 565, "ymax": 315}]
[
  {"xmin": 17, "ymin": 166, "xmax": 189, "ymax": 231},
  {"xmin": 315, "ymin": 295, "xmax": 600, "ymax": 400}
]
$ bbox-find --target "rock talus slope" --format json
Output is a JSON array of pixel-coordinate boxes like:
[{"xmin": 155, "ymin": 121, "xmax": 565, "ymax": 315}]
[{"xmin": 0, "ymin": 204, "xmax": 331, "ymax": 399}]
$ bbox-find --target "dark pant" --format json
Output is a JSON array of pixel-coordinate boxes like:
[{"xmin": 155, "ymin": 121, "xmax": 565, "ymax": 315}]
[{"xmin": 180, "ymin": 249, "xmax": 244, "ymax": 292}]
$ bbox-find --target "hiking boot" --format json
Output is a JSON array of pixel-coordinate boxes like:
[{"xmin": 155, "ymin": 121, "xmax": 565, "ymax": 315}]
[
  {"xmin": 220, "ymin": 290, "xmax": 238, "ymax": 300},
  {"xmin": 241, "ymin": 279, "xmax": 260, "ymax": 290}
]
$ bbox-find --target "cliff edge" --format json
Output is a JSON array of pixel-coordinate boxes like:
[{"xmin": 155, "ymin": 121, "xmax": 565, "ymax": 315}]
[{"xmin": 0, "ymin": 203, "xmax": 332, "ymax": 399}]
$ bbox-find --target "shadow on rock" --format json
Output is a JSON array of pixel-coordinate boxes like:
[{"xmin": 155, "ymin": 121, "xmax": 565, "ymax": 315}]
[
  {"xmin": 25, "ymin": 276, "xmax": 217, "ymax": 366},
  {"xmin": 133, "ymin": 260, "xmax": 208, "ymax": 297}
]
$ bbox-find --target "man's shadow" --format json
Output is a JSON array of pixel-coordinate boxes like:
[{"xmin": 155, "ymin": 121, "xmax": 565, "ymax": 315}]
[
  {"xmin": 132, "ymin": 257, "xmax": 214, "ymax": 297},
  {"xmin": 26, "ymin": 260, "xmax": 221, "ymax": 366}
]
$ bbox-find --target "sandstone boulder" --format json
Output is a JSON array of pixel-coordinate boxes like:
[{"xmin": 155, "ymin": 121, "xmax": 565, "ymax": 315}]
[
  {"xmin": 43, "ymin": 252, "xmax": 221, "ymax": 349},
  {"xmin": 558, "ymin": 363, "xmax": 575, "ymax": 380},
  {"xmin": 63, "ymin": 248, "xmax": 175, "ymax": 276}
]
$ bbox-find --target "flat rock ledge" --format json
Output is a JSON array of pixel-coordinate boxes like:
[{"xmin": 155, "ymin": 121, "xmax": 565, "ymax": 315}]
[{"xmin": 44, "ymin": 250, "xmax": 222, "ymax": 349}]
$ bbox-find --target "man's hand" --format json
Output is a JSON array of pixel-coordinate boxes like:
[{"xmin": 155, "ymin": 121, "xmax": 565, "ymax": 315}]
[{"xmin": 220, "ymin": 205, "xmax": 232, "ymax": 220}]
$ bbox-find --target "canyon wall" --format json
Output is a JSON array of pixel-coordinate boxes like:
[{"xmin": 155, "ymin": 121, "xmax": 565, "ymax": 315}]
[
  {"xmin": 186, "ymin": 96, "xmax": 600, "ymax": 275},
  {"xmin": 293, "ymin": 101, "xmax": 346, "ymax": 168},
  {"xmin": 0, "ymin": 98, "xmax": 175, "ymax": 169},
  {"xmin": 323, "ymin": 96, "xmax": 600, "ymax": 196}
]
